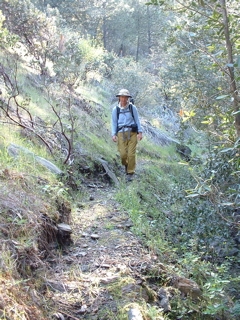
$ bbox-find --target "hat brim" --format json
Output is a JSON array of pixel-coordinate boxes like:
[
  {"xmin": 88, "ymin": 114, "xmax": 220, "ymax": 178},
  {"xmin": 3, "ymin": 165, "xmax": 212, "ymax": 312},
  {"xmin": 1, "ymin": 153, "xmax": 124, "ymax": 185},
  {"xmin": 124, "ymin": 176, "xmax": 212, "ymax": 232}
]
[{"xmin": 116, "ymin": 94, "xmax": 132, "ymax": 98}]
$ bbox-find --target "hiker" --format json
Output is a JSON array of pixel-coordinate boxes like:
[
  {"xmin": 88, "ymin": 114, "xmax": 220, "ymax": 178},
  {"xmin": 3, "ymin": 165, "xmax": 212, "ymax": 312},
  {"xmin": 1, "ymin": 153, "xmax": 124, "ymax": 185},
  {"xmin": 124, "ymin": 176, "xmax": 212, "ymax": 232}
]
[{"xmin": 111, "ymin": 89, "xmax": 143, "ymax": 180}]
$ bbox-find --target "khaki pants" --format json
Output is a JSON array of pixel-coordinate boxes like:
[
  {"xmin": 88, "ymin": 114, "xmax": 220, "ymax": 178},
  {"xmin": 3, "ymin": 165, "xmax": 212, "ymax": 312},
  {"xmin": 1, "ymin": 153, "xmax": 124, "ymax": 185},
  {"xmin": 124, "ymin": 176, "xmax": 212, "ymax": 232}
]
[{"xmin": 117, "ymin": 131, "xmax": 138, "ymax": 174}]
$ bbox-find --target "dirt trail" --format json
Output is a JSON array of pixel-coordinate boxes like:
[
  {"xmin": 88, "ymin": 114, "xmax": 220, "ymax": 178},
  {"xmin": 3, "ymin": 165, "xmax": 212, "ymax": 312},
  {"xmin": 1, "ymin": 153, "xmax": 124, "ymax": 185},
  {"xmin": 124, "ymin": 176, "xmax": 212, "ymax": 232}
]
[{"xmin": 46, "ymin": 182, "xmax": 161, "ymax": 320}]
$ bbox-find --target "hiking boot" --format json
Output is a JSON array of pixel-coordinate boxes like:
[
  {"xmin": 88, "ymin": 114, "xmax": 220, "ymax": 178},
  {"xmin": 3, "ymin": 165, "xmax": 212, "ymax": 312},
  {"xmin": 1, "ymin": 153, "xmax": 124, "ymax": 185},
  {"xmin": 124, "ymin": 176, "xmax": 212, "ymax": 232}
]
[{"xmin": 126, "ymin": 173, "xmax": 134, "ymax": 182}]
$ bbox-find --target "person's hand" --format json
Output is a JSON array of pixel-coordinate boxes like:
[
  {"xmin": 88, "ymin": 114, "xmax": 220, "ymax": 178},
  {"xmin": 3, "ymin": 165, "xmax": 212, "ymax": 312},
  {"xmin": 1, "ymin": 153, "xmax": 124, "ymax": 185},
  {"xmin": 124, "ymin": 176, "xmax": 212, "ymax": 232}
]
[
  {"xmin": 112, "ymin": 135, "xmax": 117, "ymax": 142},
  {"xmin": 137, "ymin": 132, "xmax": 143, "ymax": 141}
]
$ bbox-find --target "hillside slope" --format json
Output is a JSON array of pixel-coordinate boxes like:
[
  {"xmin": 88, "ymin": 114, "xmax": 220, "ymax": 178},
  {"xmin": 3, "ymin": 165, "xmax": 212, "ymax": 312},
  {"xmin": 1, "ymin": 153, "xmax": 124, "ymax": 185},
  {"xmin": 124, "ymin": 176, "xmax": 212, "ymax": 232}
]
[{"xmin": 0, "ymin": 24, "xmax": 239, "ymax": 320}]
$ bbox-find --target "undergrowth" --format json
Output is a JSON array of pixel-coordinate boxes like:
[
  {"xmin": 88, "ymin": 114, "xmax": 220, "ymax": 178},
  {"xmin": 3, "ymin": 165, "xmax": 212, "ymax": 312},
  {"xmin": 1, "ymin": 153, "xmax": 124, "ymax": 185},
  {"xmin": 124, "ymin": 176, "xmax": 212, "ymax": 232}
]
[{"xmin": 115, "ymin": 148, "xmax": 240, "ymax": 320}]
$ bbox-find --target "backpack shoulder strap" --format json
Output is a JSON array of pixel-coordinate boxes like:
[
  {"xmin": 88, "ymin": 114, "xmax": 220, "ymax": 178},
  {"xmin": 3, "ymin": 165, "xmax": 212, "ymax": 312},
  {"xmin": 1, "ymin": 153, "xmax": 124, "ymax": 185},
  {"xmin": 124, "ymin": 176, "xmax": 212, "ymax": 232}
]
[
  {"xmin": 129, "ymin": 103, "xmax": 135, "ymax": 121},
  {"xmin": 116, "ymin": 104, "xmax": 135, "ymax": 121},
  {"xmin": 116, "ymin": 106, "xmax": 120, "ymax": 121}
]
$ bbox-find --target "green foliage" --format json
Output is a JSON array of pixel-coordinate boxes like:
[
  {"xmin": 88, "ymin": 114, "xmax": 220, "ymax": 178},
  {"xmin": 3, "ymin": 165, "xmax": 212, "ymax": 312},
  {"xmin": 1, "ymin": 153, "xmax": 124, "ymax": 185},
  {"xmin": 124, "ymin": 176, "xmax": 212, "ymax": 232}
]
[
  {"xmin": 187, "ymin": 139, "xmax": 240, "ymax": 208},
  {"xmin": 0, "ymin": 0, "xmax": 60, "ymax": 77},
  {"xmin": 231, "ymin": 302, "xmax": 240, "ymax": 318},
  {"xmin": 0, "ymin": 12, "xmax": 18, "ymax": 48},
  {"xmin": 0, "ymin": 245, "xmax": 17, "ymax": 276},
  {"xmin": 111, "ymin": 58, "xmax": 155, "ymax": 105},
  {"xmin": 41, "ymin": 181, "xmax": 69, "ymax": 198},
  {"xmin": 0, "ymin": 11, "xmax": 10, "ymax": 44},
  {"xmin": 52, "ymin": 39, "xmax": 82, "ymax": 85},
  {"xmin": 115, "ymin": 146, "xmax": 239, "ymax": 318},
  {"xmin": 173, "ymin": 253, "xmax": 234, "ymax": 318},
  {"xmin": 1, "ymin": 1, "xmax": 240, "ymax": 319}
]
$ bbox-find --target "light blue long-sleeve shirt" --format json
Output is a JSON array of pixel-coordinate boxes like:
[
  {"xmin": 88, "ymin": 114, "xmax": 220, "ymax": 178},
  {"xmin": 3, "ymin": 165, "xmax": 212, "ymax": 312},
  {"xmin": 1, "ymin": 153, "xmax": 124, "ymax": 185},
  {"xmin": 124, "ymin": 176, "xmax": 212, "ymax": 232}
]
[{"xmin": 111, "ymin": 103, "xmax": 142, "ymax": 136}]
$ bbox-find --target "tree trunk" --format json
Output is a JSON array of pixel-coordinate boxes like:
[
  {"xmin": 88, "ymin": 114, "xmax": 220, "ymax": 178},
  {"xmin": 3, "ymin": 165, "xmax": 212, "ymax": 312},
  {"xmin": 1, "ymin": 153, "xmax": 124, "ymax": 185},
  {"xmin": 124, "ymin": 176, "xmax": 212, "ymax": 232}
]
[
  {"xmin": 102, "ymin": 2, "xmax": 107, "ymax": 49},
  {"xmin": 136, "ymin": 14, "xmax": 140, "ymax": 62},
  {"xmin": 220, "ymin": 0, "xmax": 240, "ymax": 137},
  {"xmin": 147, "ymin": 6, "xmax": 151, "ymax": 55},
  {"xmin": 136, "ymin": 34, "xmax": 140, "ymax": 62}
]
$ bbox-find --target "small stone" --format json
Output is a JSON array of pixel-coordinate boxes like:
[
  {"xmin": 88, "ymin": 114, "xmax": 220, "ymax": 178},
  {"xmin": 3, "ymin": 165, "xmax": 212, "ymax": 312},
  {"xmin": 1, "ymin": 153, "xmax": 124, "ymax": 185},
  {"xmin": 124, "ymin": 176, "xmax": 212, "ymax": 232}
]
[
  {"xmin": 79, "ymin": 252, "xmax": 87, "ymax": 257},
  {"xmin": 73, "ymin": 252, "xmax": 87, "ymax": 257},
  {"xmin": 158, "ymin": 288, "xmax": 172, "ymax": 312},
  {"xmin": 81, "ymin": 232, "xmax": 89, "ymax": 237},
  {"xmin": 76, "ymin": 304, "xmax": 87, "ymax": 314},
  {"xmin": 100, "ymin": 276, "xmax": 119, "ymax": 284},
  {"xmin": 89, "ymin": 195, "xmax": 94, "ymax": 201},
  {"xmin": 116, "ymin": 264, "xmax": 127, "ymax": 272},
  {"xmin": 125, "ymin": 222, "xmax": 133, "ymax": 228},
  {"xmin": 90, "ymin": 233, "xmax": 100, "ymax": 240},
  {"xmin": 80, "ymin": 265, "xmax": 90, "ymax": 272},
  {"xmin": 128, "ymin": 308, "xmax": 143, "ymax": 320},
  {"xmin": 46, "ymin": 280, "xmax": 68, "ymax": 292},
  {"xmin": 53, "ymin": 312, "xmax": 65, "ymax": 320},
  {"xmin": 172, "ymin": 276, "xmax": 202, "ymax": 299},
  {"xmin": 101, "ymin": 264, "xmax": 111, "ymax": 268},
  {"xmin": 57, "ymin": 223, "xmax": 72, "ymax": 233},
  {"xmin": 87, "ymin": 184, "xmax": 97, "ymax": 188},
  {"xmin": 160, "ymin": 297, "xmax": 171, "ymax": 312}
]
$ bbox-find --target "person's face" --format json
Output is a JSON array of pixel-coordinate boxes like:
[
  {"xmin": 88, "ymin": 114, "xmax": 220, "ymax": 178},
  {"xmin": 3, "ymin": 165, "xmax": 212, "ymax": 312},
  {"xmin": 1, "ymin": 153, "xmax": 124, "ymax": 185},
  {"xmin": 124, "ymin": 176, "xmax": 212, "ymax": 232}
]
[{"xmin": 119, "ymin": 95, "xmax": 129, "ymax": 107}]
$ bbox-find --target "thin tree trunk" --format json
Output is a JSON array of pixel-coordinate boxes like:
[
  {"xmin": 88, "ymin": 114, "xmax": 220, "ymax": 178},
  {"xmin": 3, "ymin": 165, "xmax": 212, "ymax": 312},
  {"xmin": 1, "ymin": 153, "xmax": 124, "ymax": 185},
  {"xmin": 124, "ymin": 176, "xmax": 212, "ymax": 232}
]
[
  {"xmin": 136, "ymin": 4, "xmax": 140, "ymax": 62},
  {"xmin": 147, "ymin": 5, "xmax": 151, "ymax": 55},
  {"xmin": 220, "ymin": 0, "xmax": 240, "ymax": 137},
  {"xmin": 136, "ymin": 33, "xmax": 140, "ymax": 62},
  {"xmin": 102, "ymin": 2, "xmax": 107, "ymax": 49}
]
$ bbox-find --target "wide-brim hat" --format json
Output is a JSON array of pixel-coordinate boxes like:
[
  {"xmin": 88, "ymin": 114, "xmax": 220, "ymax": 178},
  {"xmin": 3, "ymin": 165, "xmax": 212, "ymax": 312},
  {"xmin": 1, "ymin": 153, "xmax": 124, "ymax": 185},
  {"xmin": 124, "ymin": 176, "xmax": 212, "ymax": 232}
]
[{"xmin": 116, "ymin": 89, "xmax": 132, "ymax": 98}]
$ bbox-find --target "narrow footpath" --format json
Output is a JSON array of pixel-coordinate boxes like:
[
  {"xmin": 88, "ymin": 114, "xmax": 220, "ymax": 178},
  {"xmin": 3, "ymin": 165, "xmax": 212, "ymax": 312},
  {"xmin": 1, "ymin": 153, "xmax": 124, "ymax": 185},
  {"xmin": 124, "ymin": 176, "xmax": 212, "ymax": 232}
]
[{"xmin": 45, "ymin": 182, "xmax": 165, "ymax": 320}]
